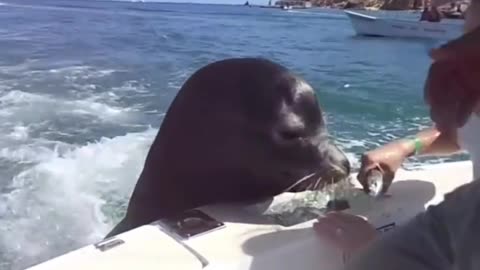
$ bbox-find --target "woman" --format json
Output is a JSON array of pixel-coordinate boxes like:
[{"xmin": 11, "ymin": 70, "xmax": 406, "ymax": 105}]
[
  {"xmin": 314, "ymin": 0, "xmax": 480, "ymax": 265},
  {"xmin": 359, "ymin": 0, "xmax": 480, "ymax": 192}
]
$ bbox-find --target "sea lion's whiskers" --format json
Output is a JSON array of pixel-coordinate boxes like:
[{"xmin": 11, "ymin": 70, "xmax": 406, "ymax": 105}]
[
  {"xmin": 307, "ymin": 175, "xmax": 322, "ymax": 191},
  {"xmin": 330, "ymin": 177, "xmax": 336, "ymax": 201},
  {"xmin": 313, "ymin": 176, "xmax": 322, "ymax": 190},
  {"xmin": 306, "ymin": 180, "xmax": 315, "ymax": 191},
  {"xmin": 329, "ymin": 162, "xmax": 348, "ymax": 176},
  {"xmin": 282, "ymin": 172, "xmax": 316, "ymax": 192},
  {"xmin": 312, "ymin": 176, "xmax": 323, "ymax": 201}
]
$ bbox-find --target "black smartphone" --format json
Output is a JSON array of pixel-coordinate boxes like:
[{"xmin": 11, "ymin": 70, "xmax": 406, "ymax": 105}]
[{"xmin": 160, "ymin": 209, "xmax": 225, "ymax": 240}]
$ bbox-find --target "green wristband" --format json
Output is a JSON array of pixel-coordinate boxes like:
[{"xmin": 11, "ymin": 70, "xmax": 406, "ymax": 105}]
[{"xmin": 412, "ymin": 137, "xmax": 423, "ymax": 156}]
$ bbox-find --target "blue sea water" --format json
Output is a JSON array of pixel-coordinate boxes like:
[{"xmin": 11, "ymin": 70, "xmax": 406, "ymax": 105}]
[{"xmin": 0, "ymin": 1, "xmax": 467, "ymax": 269}]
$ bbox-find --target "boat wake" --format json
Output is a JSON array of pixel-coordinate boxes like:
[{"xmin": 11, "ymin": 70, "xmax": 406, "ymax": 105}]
[
  {"xmin": 0, "ymin": 128, "xmax": 157, "ymax": 270},
  {"xmin": 0, "ymin": 61, "xmax": 160, "ymax": 270}
]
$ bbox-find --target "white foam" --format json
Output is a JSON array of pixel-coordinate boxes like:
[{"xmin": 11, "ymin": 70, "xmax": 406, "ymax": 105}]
[
  {"xmin": 0, "ymin": 90, "xmax": 133, "ymax": 123},
  {"xmin": 167, "ymin": 69, "xmax": 192, "ymax": 90},
  {"xmin": 0, "ymin": 59, "xmax": 38, "ymax": 75},
  {"xmin": 112, "ymin": 80, "xmax": 152, "ymax": 95},
  {"xmin": 7, "ymin": 125, "xmax": 29, "ymax": 140},
  {"xmin": 0, "ymin": 128, "xmax": 158, "ymax": 270},
  {"xmin": 47, "ymin": 66, "xmax": 117, "ymax": 79}
]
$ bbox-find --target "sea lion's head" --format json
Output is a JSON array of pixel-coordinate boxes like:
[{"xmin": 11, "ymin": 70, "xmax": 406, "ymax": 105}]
[{"xmin": 145, "ymin": 58, "xmax": 350, "ymax": 205}]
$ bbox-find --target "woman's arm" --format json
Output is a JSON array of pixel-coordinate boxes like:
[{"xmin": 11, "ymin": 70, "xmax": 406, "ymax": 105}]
[
  {"xmin": 357, "ymin": 126, "xmax": 461, "ymax": 191},
  {"xmin": 400, "ymin": 126, "xmax": 461, "ymax": 157}
]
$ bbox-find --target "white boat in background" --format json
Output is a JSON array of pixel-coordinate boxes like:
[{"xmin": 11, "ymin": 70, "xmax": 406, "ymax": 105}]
[
  {"xmin": 344, "ymin": 10, "xmax": 463, "ymax": 40},
  {"xmin": 27, "ymin": 161, "xmax": 472, "ymax": 270}
]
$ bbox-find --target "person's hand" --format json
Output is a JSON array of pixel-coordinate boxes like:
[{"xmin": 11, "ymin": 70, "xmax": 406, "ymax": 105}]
[
  {"xmin": 425, "ymin": 26, "xmax": 480, "ymax": 134},
  {"xmin": 313, "ymin": 212, "xmax": 378, "ymax": 255},
  {"xmin": 356, "ymin": 142, "xmax": 408, "ymax": 194}
]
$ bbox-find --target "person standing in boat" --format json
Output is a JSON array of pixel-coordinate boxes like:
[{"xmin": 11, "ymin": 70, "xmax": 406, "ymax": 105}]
[
  {"xmin": 420, "ymin": 6, "xmax": 431, "ymax": 20},
  {"xmin": 314, "ymin": 0, "xmax": 480, "ymax": 267},
  {"xmin": 420, "ymin": 0, "xmax": 430, "ymax": 20},
  {"xmin": 420, "ymin": 0, "xmax": 443, "ymax": 22},
  {"xmin": 429, "ymin": 5, "xmax": 443, "ymax": 21}
]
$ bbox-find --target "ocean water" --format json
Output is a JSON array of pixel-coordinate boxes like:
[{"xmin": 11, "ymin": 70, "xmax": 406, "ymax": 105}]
[{"xmin": 0, "ymin": 1, "xmax": 467, "ymax": 269}]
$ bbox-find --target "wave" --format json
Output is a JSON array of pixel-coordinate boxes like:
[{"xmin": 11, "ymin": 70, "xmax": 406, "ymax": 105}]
[{"xmin": 0, "ymin": 128, "xmax": 157, "ymax": 270}]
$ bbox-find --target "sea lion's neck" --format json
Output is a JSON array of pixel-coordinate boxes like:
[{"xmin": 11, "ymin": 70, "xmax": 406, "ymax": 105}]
[{"xmin": 126, "ymin": 167, "xmax": 195, "ymax": 221}]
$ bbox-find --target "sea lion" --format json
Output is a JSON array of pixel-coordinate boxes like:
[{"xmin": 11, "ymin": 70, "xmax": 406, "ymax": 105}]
[{"xmin": 106, "ymin": 58, "xmax": 350, "ymax": 238}]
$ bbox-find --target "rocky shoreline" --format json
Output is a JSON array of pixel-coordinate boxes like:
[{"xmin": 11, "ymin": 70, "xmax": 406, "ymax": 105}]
[
  {"xmin": 311, "ymin": 0, "xmax": 423, "ymax": 11},
  {"xmin": 313, "ymin": 0, "xmax": 471, "ymax": 11},
  {"xmin": 265, "ymin": 0, "xmax": 470, "ymax": 11},
  {"xmin": 269, "ymin": 0, "xmax": 468, "ymax": 13}
]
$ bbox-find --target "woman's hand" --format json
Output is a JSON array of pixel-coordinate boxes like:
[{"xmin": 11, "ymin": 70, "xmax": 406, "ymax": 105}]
[
  {"xmin": 356, "ymin": 142, "xmax": 409, "ymax": 194},
  {"xmin": 313, "ymin": 212, "xmax": 378, "ymax": 255}
]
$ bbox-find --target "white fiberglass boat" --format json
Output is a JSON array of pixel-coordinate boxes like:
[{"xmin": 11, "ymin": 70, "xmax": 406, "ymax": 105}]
[
  {"xmin": 27, "ymin": 160, "xmax": 472, "ymax": 270},
  {"xmin": 344, "ymin": 10, "xmax": 463, "ymax": 40}
]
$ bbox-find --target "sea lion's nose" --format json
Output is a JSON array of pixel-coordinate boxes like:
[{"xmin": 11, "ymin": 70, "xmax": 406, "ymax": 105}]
[{"xmin": 322, "ymin": 142, "xmax": 351, "ymax": 177}]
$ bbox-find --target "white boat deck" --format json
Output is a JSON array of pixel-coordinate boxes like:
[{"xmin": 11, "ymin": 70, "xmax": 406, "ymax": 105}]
[{"xmin": 28, "ymin": 161, "xmax": 473, "ymax": 270}]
